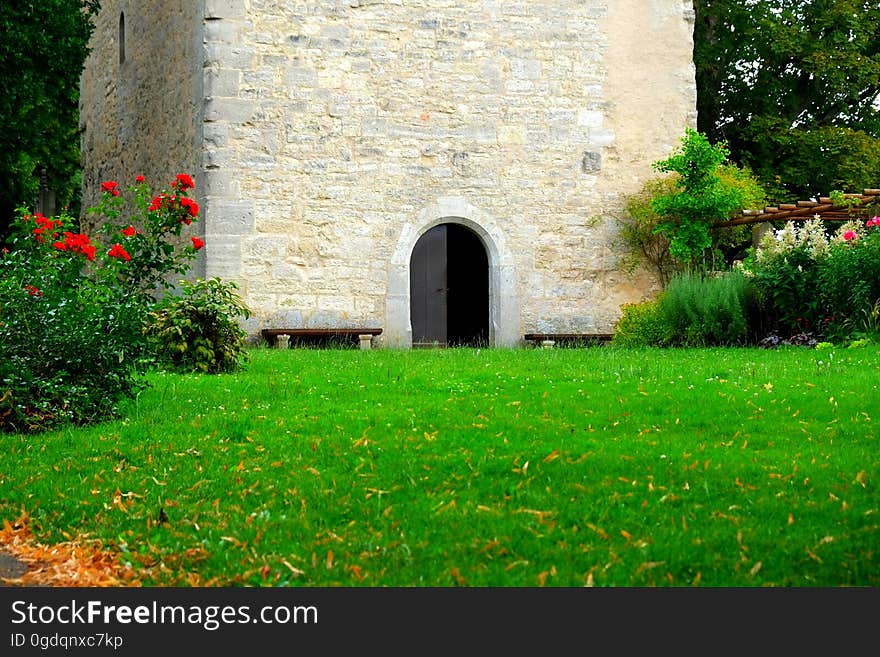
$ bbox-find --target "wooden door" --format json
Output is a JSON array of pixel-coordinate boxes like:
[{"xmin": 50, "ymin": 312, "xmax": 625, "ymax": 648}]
[
  {"xmin": 410, "ymin": 225, "xmax": 448, "ymax": 346},
  {"xmin": 410, "ymin": 224, "xmax": 489, "ymax": 347}
]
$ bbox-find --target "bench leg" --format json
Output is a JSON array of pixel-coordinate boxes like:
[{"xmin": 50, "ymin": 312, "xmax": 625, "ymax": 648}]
[
  {"xmin": 541, "ymin": 340, "xmax": 555, "ymax": 349},
  {"xmin": 358, "ymin": 334, "xmax": 373, "ymax": 350},
  {"xmin": 275, "ymin": 334, "xmax": 290, "ymax": 349}
]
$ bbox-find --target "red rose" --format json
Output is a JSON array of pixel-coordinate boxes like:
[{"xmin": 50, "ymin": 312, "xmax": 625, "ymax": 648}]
[
  {"xmin": 63, "ymin": 232, "xmax": 96, "ymax": 261},
  {"xmin": 31, "ymin": 213, "xmax": 62, "ymax": 241},
  {"xmin": 108, "ymin": 243, "xmax": 132, "ymax": 261},
  {"xmin": 179, "ymin": 197, "xmax": 199, "ymax": 218},
  {"xmin": 191, "ymin": 237, "xmax": 205, "ymax": 250},
  {"xmin": 121, "ymin": 225, "xmax": 138, "ymax": 237},
  {"xmin": 173, "ymin": 173, "xmax": 195, "ymax": 190},
  {"xmin": 135, "ymin": 175, "xmax": 145, "ymax": 183},
  {"xmin": 101, "ymin": 181, "xmax": 120, "ymax": 197}
]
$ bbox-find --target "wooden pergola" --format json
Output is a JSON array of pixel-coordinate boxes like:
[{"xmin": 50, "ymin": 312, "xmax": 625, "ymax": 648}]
[{"xmin": 715, "ymin": 188, "xmax": 880, "ymax": 228}]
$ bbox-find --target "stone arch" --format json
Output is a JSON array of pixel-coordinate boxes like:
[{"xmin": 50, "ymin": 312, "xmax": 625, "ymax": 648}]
[{"xmin": 386, "ymin": 197, "xmax": 519, "ymax": 348}]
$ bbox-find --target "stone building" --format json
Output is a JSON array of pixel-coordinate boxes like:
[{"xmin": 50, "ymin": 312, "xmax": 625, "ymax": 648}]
[{"xmin": 79, "ymin": 0, "xmax": 697, "ymax": 347}]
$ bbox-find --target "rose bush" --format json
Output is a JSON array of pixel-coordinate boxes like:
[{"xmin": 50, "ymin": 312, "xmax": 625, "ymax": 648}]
[{"xmin": 0, "ymin": 174, "xmax": 205, "ymax": 432}]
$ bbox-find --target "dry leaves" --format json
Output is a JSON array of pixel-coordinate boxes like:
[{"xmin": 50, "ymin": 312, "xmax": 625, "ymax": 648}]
[{"xmin": 0, "ymin": 512, "xmax": 140, "ymax": 587}]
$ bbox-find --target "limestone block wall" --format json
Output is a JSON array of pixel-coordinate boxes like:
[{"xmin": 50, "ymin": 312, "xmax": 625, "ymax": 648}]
[
  {"xmin": 200, "ymin": 0, "xmax": 696, "ymax": 345},
  {"xmin": 79, "ymin": 0, "xmax": 206, "ymax": 275},
  {"xmin": 80, "ymin": 0, "xmax": 697, "ymax": 346}
]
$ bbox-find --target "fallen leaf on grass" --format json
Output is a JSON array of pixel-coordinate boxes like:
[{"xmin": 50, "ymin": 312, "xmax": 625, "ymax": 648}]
[
  {"xmin": 536, "ymin": 566, "xmax": 557, "ymax": 586},
  {"xmin": 585, "ymin": 523, "xmax": 609, "ymax": 540},
  {"xmin": 635, "ymin": 561, "xmax": 665, "ymax": 575},
  {"xmin": 435, "ymin": 500, "xmax": 457, "ymax": 514},
  {"xmin": 0, "ymin": 512, "xmax": 140, "ymax": 587},
  {"xmin": 352, "ymin": 430, "xmax": 370, "ymax": 448},
  {"xmin": 281, "ymin": 559, "xmax": 305, "ymax": 577}
]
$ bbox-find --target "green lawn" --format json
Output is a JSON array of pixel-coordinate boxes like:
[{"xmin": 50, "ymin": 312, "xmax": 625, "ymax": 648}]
[{"xmin": 1, "ymin": 345, "xmax": 878, "ymax": 586}]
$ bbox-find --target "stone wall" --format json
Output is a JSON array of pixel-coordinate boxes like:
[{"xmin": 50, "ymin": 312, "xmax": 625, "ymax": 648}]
[
  {"xmin": 201, "ymin": 0, "xmax": 696, "ymax": 345},
  {"xmin": 79, "ymin": 0, "xmax": 206, "ymax": 275},
  {"xmin": 81, "ymin": 0, "xmax": 697, "ymax": 346}
]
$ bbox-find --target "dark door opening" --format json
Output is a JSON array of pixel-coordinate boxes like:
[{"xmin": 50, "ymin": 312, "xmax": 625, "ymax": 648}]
[{"xmin": 410, "ymin": 223, "xmax": 489, "ymax": 347}]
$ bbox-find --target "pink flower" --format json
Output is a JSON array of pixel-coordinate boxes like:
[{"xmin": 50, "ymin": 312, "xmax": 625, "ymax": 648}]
[
  {"xmin": 843, "ymin": 230, "xmax": 857, "ymax": 241},
  {"xmin": 868, "ymin": 216, "xmax": 880, "ymax": 228}
]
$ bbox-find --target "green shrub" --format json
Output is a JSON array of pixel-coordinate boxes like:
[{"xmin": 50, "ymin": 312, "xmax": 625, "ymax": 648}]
[
  {"xmin": 747, "ymin": 220, "xmax": 828, "ymax": 336},
  {"xmin": 145, "ymin": 277, "xmax": 251, "ymax": 374},
  {"xmin": 746, "ymin": 217, "xmax": 880, "ymax": 342},
  {"xmin": 818, "ymin": 220, "xmax": 880, "ymax": 340},
  {"xmin": 612, "ymin": 300, "xmax": 672, "ymax": 347},
  {"xmin": 659, "ymin": 271, "xmax": 753, "ymax": 346}
]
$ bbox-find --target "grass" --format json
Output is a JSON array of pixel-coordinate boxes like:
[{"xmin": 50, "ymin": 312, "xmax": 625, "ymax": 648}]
[{"xmin": 1, "ymin": 345, "xmax": 878, "ymax": 587}]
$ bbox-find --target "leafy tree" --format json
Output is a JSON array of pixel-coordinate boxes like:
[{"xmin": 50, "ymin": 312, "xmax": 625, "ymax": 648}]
[
  {"xmin": 0, "ymin": 1, "xmax": 99, "ymax": 237},
  {"xmin": 650, "ymin": 128, "xmax": 759, "ymax": 270},
  {"xmin": 694, "ymin": 0, "xmax": 880, "ymax": 201}
]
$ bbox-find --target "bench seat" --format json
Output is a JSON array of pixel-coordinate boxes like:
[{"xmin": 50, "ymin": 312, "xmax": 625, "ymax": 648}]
[
  {"xmin": 262, "ymin": 328, "xmax": 383, "ymax": 349},
  {"xmin": 524, "ymin": 333, "xmax": 614, "ymax": 347}
]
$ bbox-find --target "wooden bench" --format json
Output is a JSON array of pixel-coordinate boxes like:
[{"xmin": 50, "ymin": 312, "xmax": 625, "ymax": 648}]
[
  {"xmin": 524, "ymin": 333, "xmax": 614, "ymax": 348},
  {"xmin": 261, "ymin": 328, "xmax": 383, "ymax": 350}
]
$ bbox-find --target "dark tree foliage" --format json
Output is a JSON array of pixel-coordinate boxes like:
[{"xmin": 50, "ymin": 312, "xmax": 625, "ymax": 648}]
[
  {"xmin": 694, "ymin": 0, "xmax": 880, "ymax": 201},
  {"xmin": 0, "ymin": 1, "xmax": 99, "ymax": 237}
]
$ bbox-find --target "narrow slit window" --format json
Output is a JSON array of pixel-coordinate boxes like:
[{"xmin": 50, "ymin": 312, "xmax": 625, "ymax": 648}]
[{"xmin": 119, "ymin": 13, "xmax": 126, "ymax": 65}]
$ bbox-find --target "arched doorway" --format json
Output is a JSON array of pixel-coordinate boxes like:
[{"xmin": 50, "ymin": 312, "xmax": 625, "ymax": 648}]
[{"xmin": 410, "ymin": 223, "xmax": 489, "ymax": 347}]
